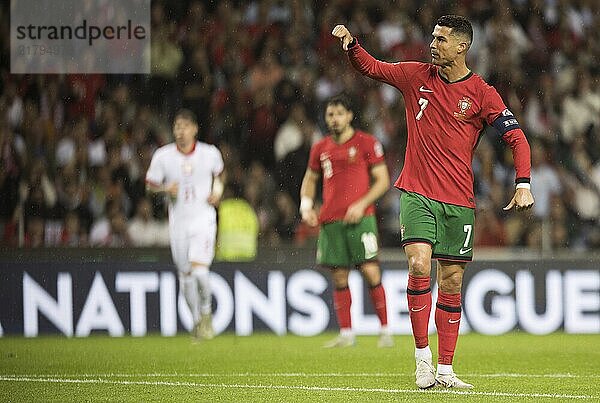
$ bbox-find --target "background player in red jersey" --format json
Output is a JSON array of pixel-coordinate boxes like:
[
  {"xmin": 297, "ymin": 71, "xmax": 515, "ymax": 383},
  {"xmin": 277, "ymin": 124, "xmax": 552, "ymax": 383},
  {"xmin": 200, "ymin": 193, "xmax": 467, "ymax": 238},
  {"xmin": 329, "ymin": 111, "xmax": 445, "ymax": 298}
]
[
  {"xmin": 333, "ymin": 15, "xmax": 534, "ymax": 388},
  {"xmin": 300, "ymin": 95, "xmax": 393, "ymax": 348}
]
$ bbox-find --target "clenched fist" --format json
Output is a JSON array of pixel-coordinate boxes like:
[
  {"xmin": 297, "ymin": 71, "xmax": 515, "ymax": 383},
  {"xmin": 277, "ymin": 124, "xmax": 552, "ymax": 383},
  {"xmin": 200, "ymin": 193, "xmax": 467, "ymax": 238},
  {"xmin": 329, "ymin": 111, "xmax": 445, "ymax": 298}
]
[
  {"xmin": 331, "ymin": 24, "xmax": 354, "ymax": 50},
  {"xmin": 503, "ymin": 187, "xmax": 535, "ymax": 211}
]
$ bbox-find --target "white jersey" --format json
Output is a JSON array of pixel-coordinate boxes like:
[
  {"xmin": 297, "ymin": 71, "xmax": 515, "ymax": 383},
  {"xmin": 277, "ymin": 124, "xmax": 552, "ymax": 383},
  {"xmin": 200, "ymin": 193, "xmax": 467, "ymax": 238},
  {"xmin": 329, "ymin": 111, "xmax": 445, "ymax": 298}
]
[{"xmin": 146, "ymin": 142, "xmax": 224, "ymax": 227}]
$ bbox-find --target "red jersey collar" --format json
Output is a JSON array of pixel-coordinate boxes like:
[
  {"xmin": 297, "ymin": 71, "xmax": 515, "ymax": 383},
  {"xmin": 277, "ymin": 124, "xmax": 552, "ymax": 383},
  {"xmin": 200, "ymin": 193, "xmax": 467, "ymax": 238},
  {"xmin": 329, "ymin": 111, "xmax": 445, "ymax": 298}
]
[
  {"xmin": 330, "ymin": 128, "xmax": 356, "ymax": 145},
  {"xmin": 437, "ymin": 68, "xmax": 473, "ymax": 84},
  {"xmin": 176, "ymin": 141, "xmax": 197, "ymax": 155}
]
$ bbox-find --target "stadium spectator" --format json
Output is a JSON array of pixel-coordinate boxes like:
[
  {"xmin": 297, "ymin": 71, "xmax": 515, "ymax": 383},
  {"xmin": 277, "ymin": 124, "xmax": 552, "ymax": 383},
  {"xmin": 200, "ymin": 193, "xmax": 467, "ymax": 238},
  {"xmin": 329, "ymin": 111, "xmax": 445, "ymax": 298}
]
[
  {"xmin": 299, "ymin": 95, "xmax": 393, "ymax": 349},
  {"xmin": 89, "ymin": 199, "xmax": 131, "ymax": 247},
  {"xmin": 243, "ymin": 160, "xmax": 278, "ymax": 240},
  {"xmin": 247, "ymin": 50, "xmax": 284, "ymax": 96},
  {"xmin": 39, "ymin": 78, "xmax": 65, "ymax": 135},
  {"xmin": 19, "ymin": 158, "xmax": 57, "ymax": 214},
  {"xmin": 149, "ymin": 2, "xmax": 184, "ymax": 119},
  {"xmin": 2, "ymin": 81, "xmax": 24, "ymax": 130},
  {"xmin": 23, "ymin": 212, "xmax": 46, "ymax": 248},
  {"xmin": 87, "ymin": 165, "xmax": 113, "ymax": 220},
  {"xmin": 0, "ymin": 122, "xmax": 24, "ymax": 231},
  {"xmin": 55, "ymin": 167, "xmax": 93, "ymax": 231},
  {"xmin": 529, "ymin": 140, "xmax": 562, "ymax": 221},
  {"xmin": 274, "ymin": 102, "xmax": 308, "ymax": 163},
  {"xmin": 332, "ymin": 15, "xmax": 533, "ymax": 389},
  {"xmin": 548, "ymin": 195, "xmax": 572, "ymax": 249},
  {"xmin": 179, "ymin": 46, "xmax": 213, "ymax": 135},
  {"xmin": 60, "ymin": 210, "xmax": 89, "ymax": 247},
  {"xmin": 272, "ymin": 190, "xmax": 298, "ymax": 243},
  {"xmin": 275, "ymin": 114, "xmax": 320, "ymax": 207},
  {"xmin": 473, "ymin": 201, "xmax": 506, "ymax": 247},
  {"xmin": 127, "ymin": 197, "xmax": 169, "ymax": 247},
  {"xmin": 376, "ymin": 8, "xmax": 407, "ymax": 53},
  {"xmin": 243, "ymin": 89, "xmax": 277, "ymax": 169},
  {"xmin": 64, "ymin": 74, "xmax": 105, "ymax": 121}
]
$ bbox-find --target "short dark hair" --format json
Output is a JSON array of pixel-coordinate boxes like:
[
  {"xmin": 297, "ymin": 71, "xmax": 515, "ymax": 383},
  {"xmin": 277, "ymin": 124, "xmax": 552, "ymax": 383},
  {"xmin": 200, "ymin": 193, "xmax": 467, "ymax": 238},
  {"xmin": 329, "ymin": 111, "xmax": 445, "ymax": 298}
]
[
  {"xmin": 437, "ymin": 15, "xmax": 473, "ymax": 47},
  {"xmin": 174, "ymin": 108, "xmax": 198, "ymax": 124},
  {"xmin": 326, "ymin": 94, "xmax": 354, "ymax": 112}
]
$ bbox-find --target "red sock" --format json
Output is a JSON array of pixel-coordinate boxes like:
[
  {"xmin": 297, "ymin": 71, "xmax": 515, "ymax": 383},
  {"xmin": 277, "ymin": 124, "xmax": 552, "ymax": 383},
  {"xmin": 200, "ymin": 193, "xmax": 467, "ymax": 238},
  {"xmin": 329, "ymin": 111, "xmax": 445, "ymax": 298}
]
[
  {"xmin": 333, "ymin": 287, "xmax": 352, "ymax": 329},
  {"xmin": 369, "ymin": 283, "xmax": 388, "ymax": 326},
  {"xmin": 407, "ymin": 274, "xmax": 431, "ymax": 348},
  {"xmin": 435, "ymin": 291, "xmax": 462, "ymax": 365}
]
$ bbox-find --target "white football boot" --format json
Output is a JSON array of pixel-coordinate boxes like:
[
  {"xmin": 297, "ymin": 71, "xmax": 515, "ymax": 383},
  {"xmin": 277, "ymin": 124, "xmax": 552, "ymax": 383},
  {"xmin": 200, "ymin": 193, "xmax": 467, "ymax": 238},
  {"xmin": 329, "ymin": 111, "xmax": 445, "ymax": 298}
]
[
  {"xmin": 198, "ymin": 313, "xmax": 214, "ymax": 340},
  {"xmin": 323, "ymin": 334, "xmax": 355, "ymax": 348},
  {"xmin": 377, "ymin": 333, "xmax": 394, "ymax": 348},
  {"xmin": 435, "ymin": 372, "xmax": 473, "ymax": 389},
  {"xmin": 415, "ymin": 358, "xmax": 436, "ymax": 389}
]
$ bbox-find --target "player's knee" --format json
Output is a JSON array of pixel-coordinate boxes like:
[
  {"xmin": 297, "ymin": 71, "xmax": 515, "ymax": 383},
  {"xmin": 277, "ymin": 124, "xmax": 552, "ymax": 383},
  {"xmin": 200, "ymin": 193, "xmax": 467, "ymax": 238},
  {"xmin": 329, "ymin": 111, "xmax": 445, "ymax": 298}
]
[
  {"xmin": 360, "ymin": 263, "xmax": 381, "ymax": 286},
  {"xmin": 439, "ymin": 272, "xmax": 463, "ymax": 294},
  {"xmin": 332, "ymin": 277, "xmax": 349, "ymax": 289},
  {"xmin": 408, "ymin": 256, "xmax": 431, "ymax": 277},
  {"xmin": 364, "ymin": 275, "xmax": 381, "ymax": 288},
  {"xmin": 331, "ymin": 268, "xmax": 350, "ymax": 288}
]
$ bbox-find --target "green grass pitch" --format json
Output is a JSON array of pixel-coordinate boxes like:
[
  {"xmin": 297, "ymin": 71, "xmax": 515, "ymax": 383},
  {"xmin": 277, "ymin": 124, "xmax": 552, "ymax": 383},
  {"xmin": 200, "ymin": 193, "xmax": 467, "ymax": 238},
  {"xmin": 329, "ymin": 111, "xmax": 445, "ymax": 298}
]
[{"xmin": 0, "ymin": 332, "xmax": 598, "ymax": 402}]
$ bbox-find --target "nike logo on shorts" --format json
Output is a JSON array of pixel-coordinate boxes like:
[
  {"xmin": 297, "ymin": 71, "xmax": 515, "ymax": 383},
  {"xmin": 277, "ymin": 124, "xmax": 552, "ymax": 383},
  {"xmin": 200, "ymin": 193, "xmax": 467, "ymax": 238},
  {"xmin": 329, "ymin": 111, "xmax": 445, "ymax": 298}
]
[
  {"xmin": 410, "ymin": 305, "xmax": 428, "ymax": 312},
  {"xmin": 459, "ymin": 247, "xmax": 472, "ymax": 255},
  {"xmin": 419, "ymin": 86, "xmax": 433, "ymax": 93}
]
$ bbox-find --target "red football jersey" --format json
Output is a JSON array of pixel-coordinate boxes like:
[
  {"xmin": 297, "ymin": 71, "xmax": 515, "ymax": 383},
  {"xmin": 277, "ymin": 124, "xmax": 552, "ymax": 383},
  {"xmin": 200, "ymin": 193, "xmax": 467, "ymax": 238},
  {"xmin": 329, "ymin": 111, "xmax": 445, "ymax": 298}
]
[
  {"xmin": 308, "ymin": 130, "xmax": 385, "ymax": 223},
  {"xmin": 348, "ymin": 43, "xmax": 531, "ymax": 208}
]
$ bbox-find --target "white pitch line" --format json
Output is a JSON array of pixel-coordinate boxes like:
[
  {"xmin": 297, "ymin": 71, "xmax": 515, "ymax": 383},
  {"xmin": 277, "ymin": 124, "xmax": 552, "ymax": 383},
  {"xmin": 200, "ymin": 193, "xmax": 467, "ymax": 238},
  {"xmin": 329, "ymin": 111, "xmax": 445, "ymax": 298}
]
[
  {"xmin": 4, "ymin": 372, "xmax": 598, "ymax": 379},
  {"xmin": 468, "ymin": 373, "xmax": 600, "ymax": 379},
  {"xmin": 0, "ymin": 376, "xmax": 597, "ymax": 400}
]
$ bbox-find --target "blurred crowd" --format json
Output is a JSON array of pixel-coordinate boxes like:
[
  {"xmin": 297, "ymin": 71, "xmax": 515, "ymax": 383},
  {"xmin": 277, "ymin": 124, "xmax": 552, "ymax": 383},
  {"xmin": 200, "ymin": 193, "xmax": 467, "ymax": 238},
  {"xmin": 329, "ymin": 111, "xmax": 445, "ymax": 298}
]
[{"xmin": 1, "ymin": 0, "xmax": 599, "ymax": 251}]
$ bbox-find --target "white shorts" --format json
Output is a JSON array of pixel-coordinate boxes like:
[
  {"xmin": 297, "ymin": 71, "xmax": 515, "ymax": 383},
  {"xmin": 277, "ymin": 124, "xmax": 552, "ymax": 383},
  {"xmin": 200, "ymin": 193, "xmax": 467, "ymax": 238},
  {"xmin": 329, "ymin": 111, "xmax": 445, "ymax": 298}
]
[{"xmin": 169, "ymin": 220, "xmax": 217, "ymax": 274}]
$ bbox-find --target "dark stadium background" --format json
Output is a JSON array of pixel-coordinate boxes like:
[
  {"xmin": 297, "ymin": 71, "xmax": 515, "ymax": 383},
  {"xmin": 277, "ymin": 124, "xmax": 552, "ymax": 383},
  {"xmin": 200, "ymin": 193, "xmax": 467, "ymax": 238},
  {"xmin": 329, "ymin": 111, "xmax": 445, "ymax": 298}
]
[{"xmin": 1, "ymin": 0, "xmax": 599, "ymax": 251}]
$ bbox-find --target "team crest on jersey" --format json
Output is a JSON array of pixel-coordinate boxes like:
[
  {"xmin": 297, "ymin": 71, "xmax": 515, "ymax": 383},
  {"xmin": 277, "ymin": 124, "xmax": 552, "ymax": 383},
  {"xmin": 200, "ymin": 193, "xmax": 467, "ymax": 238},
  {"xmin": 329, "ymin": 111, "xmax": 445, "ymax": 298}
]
[
  {"xmin": 348, "ymin": 146, "xmax": 357, "ymax": 162},
  {"xmin": 182, "ymin": 161, "xmax": 193, "ymax": 176},
  {"xmin": 453, "ymin": 96, "xmax": 473, "ymax": 119}
]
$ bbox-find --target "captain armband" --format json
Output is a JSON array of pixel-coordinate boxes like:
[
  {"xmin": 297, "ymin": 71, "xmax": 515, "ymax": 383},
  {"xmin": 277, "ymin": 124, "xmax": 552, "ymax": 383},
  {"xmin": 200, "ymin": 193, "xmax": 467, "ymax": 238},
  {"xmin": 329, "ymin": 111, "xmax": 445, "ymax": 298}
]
[{"xmin": 492, "ymin": 108, "xmax": 521, "ymax": 135}]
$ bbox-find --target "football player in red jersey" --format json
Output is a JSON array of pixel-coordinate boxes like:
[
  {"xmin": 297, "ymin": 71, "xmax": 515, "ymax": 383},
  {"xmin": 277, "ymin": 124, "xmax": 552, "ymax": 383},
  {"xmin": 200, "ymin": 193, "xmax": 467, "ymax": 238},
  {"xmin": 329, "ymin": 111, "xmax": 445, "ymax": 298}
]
[
  {"xmin": 333, "ymin": 15, "xmax": 534, "ymax": 389},
  {"xmin": 300, "ymin": 95, "xmax": 393, "ymax": 348}
]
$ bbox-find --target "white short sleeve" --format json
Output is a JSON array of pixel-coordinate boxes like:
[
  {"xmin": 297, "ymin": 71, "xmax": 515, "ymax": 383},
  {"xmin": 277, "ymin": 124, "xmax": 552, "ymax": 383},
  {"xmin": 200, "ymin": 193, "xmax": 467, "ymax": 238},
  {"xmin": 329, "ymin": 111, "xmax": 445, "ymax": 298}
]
[
  {"xmin": 211, "ymin": 145, "xmax": 224, "ymax": 176},
  {"xmin": 145, "ymin": 149, "xmax": 165, "ymax": 186}
]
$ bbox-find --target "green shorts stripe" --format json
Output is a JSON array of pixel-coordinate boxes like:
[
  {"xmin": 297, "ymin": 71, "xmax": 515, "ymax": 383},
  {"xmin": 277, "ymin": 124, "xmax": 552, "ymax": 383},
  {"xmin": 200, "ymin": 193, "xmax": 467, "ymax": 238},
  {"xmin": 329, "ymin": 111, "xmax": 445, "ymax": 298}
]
[
  {"xmin": 399, "ymin": 191, "xmax": 475, "ymax": 262},
  {"xmin": 317, "ymin": 215, "xmax": 380, "ymax": 267}
]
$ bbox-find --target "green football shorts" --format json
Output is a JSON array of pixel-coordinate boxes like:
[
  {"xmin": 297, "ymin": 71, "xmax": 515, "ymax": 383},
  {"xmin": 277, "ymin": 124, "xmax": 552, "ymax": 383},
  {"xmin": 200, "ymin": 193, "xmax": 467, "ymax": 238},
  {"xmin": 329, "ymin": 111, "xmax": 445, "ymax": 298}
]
[
  {"xmin": 399, "ymin": 191, "xmax": 475, "ymax": 262},
  {"xmin": 317, "ymin": 215, "xmax": 379, "ymax": 268}
]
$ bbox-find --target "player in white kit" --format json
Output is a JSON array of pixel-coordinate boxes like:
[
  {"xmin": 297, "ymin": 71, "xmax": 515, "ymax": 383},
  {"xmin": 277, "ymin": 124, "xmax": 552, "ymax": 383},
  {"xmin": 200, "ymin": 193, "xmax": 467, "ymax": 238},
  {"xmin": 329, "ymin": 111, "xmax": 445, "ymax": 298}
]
[{"xmin": 146, "ymin": 109, "xmax": 225, "ymax": 340}]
